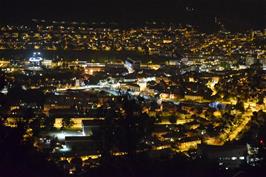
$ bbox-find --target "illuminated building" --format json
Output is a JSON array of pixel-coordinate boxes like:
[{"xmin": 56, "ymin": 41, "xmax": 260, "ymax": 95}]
[
  {"xmin": 245, "ymin": 57, "xmax": 255, "ymax": 66},
  {"xmin": 29, "ymin": 52, "xmax": 43, "ymax": 66},
  {"xmin": 42, "ymin": 59, "xmax": 53, "ymax": 68},
  {"xmin": 124, "ymin": 58, "xmax": 141, "ymax": 73}
]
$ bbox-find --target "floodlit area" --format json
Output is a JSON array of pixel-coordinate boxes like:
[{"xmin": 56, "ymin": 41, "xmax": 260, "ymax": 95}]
[{"xmin": 49, "ymin": 130, "xmax": 84, "ymax": 141}]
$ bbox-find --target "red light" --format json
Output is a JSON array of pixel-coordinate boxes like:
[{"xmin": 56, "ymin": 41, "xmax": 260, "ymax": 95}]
[{"xmin": 260, "ymin": 140, "xmax": 264, "ymax": 144}]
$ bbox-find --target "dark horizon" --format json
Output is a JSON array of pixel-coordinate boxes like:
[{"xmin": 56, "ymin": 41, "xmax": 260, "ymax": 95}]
[{"xmin": 1, "ymin": 0, "xmax": 265, "ymax": 30}]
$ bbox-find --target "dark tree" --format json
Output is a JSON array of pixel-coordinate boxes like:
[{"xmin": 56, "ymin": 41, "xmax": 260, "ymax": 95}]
[
  {"xmin": 0, "ymin": 70, "xmax": 6, "ymax": 90},
  {"xmin": 62, "ymin": 117, "xmax": 74, "ymax": 129},
  {"xmin": 123, "ymin": 96, "xmax": 140, "ymax": 159},
  {"xmin": 169, "ymin": 115, "xmax": 177, "ymax": 124},
  {"xmin": 0, "ymin": 119, "xmax": 65, "ymax": 177},
  {"xmin": 44, "ymin": 116, "xmax": 55, "ymax": 130},
  {"xmin": 30, "ymin": 118, "xmax": 41, "ymax": 136}
]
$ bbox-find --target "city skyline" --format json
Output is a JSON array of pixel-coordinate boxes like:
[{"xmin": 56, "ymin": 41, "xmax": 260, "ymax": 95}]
[{"xmin": 0, "ymin": 1, "xmax": 265, "ymax": 177}]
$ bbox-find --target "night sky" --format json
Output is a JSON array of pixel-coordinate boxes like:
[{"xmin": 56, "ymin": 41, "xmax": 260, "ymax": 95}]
[{"xmin": 0, "ymin": 0, "xmax": 265, "ymax": 29}]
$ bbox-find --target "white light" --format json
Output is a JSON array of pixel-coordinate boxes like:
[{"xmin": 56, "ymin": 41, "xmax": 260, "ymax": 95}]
[
  {"xmin": 51, "ymin": 131, "xmax": 84, "ymax": 141},
  {"xmin": 231, "ymin": 157, "xmax": 237, "ymax": 160},
  {"xmin": 56, "ymin": 132, "xmax": 66, "ymax": 140},
  {"xmin": 60, "ymin": 145, "xmax": 71, "ymax": 152},
  {"xmin": 29, "ymin": 57, "xmax": 43, "ymax": 62},
  {"xmin": 239, "ymin": 156, "xmax": 245, "ymax": 160}
]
